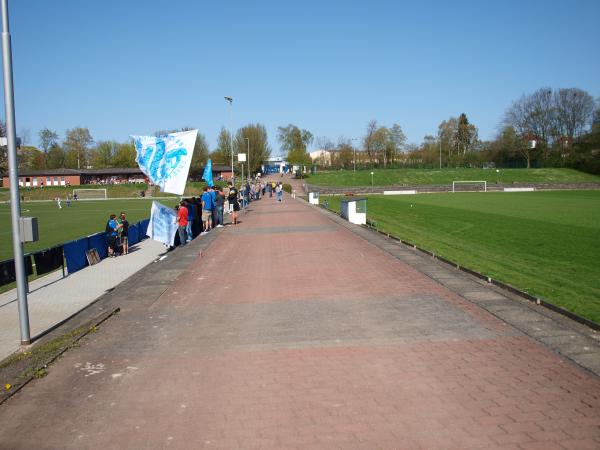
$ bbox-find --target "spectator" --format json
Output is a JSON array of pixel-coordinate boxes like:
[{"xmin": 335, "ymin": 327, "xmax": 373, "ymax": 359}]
[
  {"xmin": 209, "ymin": 185, "xmax": 218, "ymax": 228},
  {"xmin": 185, "ymin": 199, "xmax": 195, "ymax": 242},
  {"xmin": 200, "ymin": 187, "xmax": 213, "ymax": 233},
  {"xmin": 119, "ymin": 212, "xmax": 130, "ymax": 255},
  {"xmin": 214, "ymin": 187, "xmax": 225, "ymax": 228},
  {"xmin": 106, "ymin": 214, "xmax": 122, "ymax": 257},
  {"xmin": 227, "ymin": 182, "xmax": 240, "ymax": 225},
  {"xmin": 176, "ymin": 201, "xmax": 188, "ymax": 246}
]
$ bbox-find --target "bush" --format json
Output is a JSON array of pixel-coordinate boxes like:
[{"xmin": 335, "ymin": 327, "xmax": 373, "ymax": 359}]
[{"xmin": 282, "ymin": 183, "xmax": 292, "ymax": 194}]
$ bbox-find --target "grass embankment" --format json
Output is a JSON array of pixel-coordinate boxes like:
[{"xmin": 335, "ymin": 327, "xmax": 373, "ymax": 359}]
[
  {"xmin": 309, "ymin": 168, "xmax": 600, "ymax": 187},
  {"xmin": 323, "ymin": 190, "xmax": 600, "ymax": 323},
  {"xmin": 0, "ymin": 198, "xmax": 179, "ymax": 261}
]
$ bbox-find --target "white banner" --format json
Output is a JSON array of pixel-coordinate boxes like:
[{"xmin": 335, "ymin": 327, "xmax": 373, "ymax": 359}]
[
  {"xmin": 133, "ymin": 129, "xmax": 198, "ymax": 195},
  {"xmin": 146, "ymin": 201, "xmax": 178, "ymax": 246}
]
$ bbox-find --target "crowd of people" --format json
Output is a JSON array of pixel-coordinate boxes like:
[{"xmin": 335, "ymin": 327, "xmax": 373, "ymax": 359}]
[
  {"xmin": 105, "ymin": 212, "xmax": 130, "ymax": 257},
  {"xmin": 105, "ymin": 178, "xmax": 287, "ymax": 255}
]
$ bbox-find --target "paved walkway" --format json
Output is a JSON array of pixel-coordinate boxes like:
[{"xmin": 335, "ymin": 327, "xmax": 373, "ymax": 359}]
[
  {"xmin": 0, "ymin": 238, "xmax": 167, "ymax": 359},
  {"xmin": 0, "ymin": 193, "xmax": 599, "ymax": 449}
]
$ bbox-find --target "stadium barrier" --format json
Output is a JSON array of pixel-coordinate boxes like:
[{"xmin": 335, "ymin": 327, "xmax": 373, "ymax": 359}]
[{"xmin": 0, "ymin": 219, "xmax": 151, "ymax": 289}]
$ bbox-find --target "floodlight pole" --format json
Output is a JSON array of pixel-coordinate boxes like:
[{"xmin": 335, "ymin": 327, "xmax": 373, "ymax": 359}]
[
  {"xmin": 224, "ymin": 96, "xmax": 233, "ymax": 184},
  {"xmin": 2, "ymin": 0, "xmax": 30, "ymax": 345},
  {"xmin": 245, "ymin": 137, "xmax": 250, "ymax": 180},
  {"xmin": 439, "ymin": 139, "xmax": 442, "ymax": 169}
]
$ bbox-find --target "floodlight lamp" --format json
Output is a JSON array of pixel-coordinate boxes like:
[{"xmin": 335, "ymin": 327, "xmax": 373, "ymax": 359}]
[{"xmin": 224, "ymin": 96, "xmax": 233, "ymax": 103}]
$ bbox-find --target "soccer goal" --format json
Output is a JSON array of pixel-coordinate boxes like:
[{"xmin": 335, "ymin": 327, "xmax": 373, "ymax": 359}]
[
  {"xmin": 73, "ymin": 188, "xmax": 108, "ymax": 200},
  {"xmin": 452, "ymin": 181, "xmax": 487, "ymax": 193}
]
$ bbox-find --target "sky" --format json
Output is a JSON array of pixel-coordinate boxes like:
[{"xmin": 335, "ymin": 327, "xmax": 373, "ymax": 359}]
[{"xmin": 2, "ymin": 0, "xmax": 599, "ymax": 155}]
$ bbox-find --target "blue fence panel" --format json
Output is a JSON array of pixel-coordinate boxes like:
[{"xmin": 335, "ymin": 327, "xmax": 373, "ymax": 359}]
[
  {"xmin": 138, "ymin": 219, "xmax": 150, "ymax": 240},
  {"xmin": 128, "ymin": 224, "xmax": 139, "ymax": 246},
  {"xmin": 63, "ymin": 238, "xmax": 88, "ymax": 274},
  {"xmin": 88, "ymin": 232, "xmax": 108, "ymax": 260}
]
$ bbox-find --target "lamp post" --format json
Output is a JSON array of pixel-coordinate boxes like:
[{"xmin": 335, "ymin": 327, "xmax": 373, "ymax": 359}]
[
  {"xmin": 245, "ymin": 137, "xmax": 250, "ymax": 181},
  {"xmin": 370, "ymin": 171, "xmax": 374, "ymax": 192},
  {"xmin": 224, "ymin": 96, "xmax": 233, "ymax": 184},
  {"xmin": 2, "ymin": 0, "xmax": 30, "ymax": 345}
]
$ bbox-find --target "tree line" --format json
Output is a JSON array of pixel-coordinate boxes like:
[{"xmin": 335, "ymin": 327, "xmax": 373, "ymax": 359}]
[
  {"xmin": 1, "ymin": 86, "xmax": 597, "ymax": 177},
  {"xmin": 0, "ymin": 123, "xmax": 273, "ymax": 178},
  {"xmin": 305, "ymin": 87, "xmax": 598, "ymax": 173}
]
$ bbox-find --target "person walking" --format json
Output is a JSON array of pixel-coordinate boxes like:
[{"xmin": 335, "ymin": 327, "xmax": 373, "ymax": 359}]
[
  {"xmin": 275, "ymin": 182, "xmax": 283, "ymax": 202},
  {"xmin": 176, "ymin": 201, "xmax": 188, "ymax": 246}
]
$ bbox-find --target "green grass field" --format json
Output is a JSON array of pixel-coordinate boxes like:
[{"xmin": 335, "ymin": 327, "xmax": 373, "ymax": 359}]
[
  {"xmin": 309, "ymin": 168, "xmax": 600, "ymax": 187},
  {"xmin": 323, "ymin": 190, "xmax": 600, "ymax": 323},
  {"xmin": 0, "ymin": 198, "xmax": 178, "ymax": 261}
]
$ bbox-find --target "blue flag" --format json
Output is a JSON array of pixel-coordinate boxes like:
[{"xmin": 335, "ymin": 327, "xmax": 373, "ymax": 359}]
[{"xmin": 203, "ymin": 159, "xmax": 213, "ymax": 187}]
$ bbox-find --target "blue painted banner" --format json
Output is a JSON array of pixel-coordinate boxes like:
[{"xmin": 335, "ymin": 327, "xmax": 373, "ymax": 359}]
[
  {"xmin": 132, "ymin": 130, "xmax": 198, "ymax": 195},
  {"xmin": 146, "ymin": 201, "xmax": 177, "ymax": 246}
]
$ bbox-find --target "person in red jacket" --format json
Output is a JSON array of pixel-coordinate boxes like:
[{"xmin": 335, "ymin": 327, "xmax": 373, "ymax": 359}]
[{"xmin": 176, "ymin": 201, "xmax": 188, "ymax": 246}]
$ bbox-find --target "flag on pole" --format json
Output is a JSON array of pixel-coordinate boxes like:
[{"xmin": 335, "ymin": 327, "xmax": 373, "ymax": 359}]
[
  {"xmin": 146, "ymin": 201, "xmax": 178, "ymax": 246},
  {"xmin": 132, "ymin": 129, "xmax": 198, "ymax": 195},
  {"xmin": 202, "ymin": 158, "xmax": 213, "ymax": 187}
]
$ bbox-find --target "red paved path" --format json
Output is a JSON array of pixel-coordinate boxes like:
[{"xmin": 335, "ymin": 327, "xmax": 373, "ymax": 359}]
[{"xmin": 0, "ymin": 193, "xmax": 599, "ymax": 449}]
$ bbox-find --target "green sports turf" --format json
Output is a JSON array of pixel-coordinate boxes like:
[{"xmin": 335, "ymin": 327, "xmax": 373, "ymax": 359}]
[
  {"xmin": 0, "ymin": 198, "xmax": 178, "ymax": 261},
  {"xmin": 309, "ymin": 168, "xmax": 600, "ymax": 187},
  {"xmin": 323, "ymin": 190, "xmax": 600, "ymax": 323}
]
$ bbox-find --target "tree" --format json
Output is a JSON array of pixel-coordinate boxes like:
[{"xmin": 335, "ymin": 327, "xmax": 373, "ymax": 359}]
[
  {"xmin": 189, "ymin": 132, "xmax": 209, "ymax": 177},
  {"xmin": 235, "ymin": 123, "xmax": 271, "ymax": 175},
  {"xmin": 211, "ymin": 127, "xmax": 233, "ymax": 166},
  {"xmin": 552, "ymin": 88, "xmax": 595, "ymax": 149},
  {"xmin": 277, "ymin": 124, "xmax": 313, "ymax": 172},
  {"xmin": 63, "ymin": 127, "xmax": 93, "ymax": 169},
  {"xmin": 39, "ymin": 128, "xmax": 59, "ymax": 153},
  {"xmin": 363, "ymin": 120, "xmax": 378, "ymax": 166},
  {"xmin": 45, "ymin": 144, "xmax": 65, "ymax": 169},
  {"xmin": 112, "ymin": 142, "xmax": 137, "ymax": 168},
  {"xmin": 91, "ymin": 141, "xmax": 118, "ymax": 168},
  {"xmin": 389, "ymin": 124, "xmax": 407, "ymax": 156}
]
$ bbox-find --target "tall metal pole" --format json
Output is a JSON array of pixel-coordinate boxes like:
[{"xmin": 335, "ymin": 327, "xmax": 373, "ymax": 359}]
[
  {"xmin": 245, "ymin": 137, "xmax": 250, "ymax": 180},
  {"xmin": 439, "ymin": 139, "xmax": 442, "ymax": 169},
  {"xmin": 224, "ymin": 96, "xmax": 233, "ymax": 184},
  {"xmin": 2, "ymin": 0, "xmax": 30, "ymax": 345}
]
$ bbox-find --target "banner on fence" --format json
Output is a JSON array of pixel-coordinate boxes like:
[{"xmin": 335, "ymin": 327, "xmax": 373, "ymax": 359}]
[
  {"xmin": 146, "ymin": 201, "xmax": 177, "ymax": 246},
  {"xmin": 132, "ymin": 129, "xmax": 198, "ymax": 195}
]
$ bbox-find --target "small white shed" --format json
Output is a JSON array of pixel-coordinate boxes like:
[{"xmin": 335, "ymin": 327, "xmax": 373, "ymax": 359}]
[{"xmin": 340, "ymin": 197, "xmax": 367, "ymax": 225}]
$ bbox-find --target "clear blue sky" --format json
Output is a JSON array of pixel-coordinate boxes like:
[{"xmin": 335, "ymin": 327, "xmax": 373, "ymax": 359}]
[{"xmin": 2, "ymin": 0, "xmax": 599, "ymax": 155}]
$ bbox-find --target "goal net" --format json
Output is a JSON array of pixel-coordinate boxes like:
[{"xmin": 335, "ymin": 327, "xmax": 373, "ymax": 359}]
[
  {"xmin": 452, "ymin": 181, "xmax": 487, "ymax": 193},
  {"xmin": 73, "ymin": 188, "xmax": 108, "ymax": 200}
]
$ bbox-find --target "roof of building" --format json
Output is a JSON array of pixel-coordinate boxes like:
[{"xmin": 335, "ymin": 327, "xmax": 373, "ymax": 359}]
[{"xmin": 1, "ymin": 168, "xmax": 144, "ymax": 177}]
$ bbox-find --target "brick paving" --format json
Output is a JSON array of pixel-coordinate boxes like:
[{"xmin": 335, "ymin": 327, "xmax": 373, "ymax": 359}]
[{"xmin": 0, "ymin": 192, "xmax": 599, "ymax": 449}]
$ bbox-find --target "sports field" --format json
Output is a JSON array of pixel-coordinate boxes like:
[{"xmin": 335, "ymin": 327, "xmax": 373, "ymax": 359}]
[
  {"xmin": 323, "ymin": 190, "xmax": 600, "ymax": 323},
  {"xmin": 0, "ymin": 198, "xmax": 178, "ymax": 261},
  {"xmin": 309, "ymin": 168, "xmax": 600, "ymax": 187}
]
